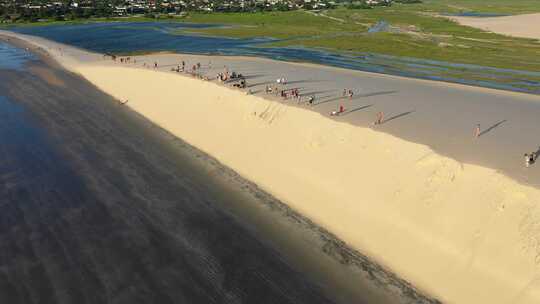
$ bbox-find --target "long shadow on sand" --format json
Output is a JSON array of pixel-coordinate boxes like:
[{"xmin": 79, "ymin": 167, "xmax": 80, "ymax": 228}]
[
  {"xmin": 316, "ymin": 90, "xmax": 398, "ymax": 106},
  {"xmin": 359, "ymin": 90, "xmax": 398, "ymax": 98},
  {"xmin": 301, "ymin": 89, "xmax": 336, "ymax": 97},
  {"xmin": 287, "ymin": 79, "xmax": 327, "ymax": 85},
  {"xmin": 243, "ymin": 74, "xmax": 266, "ymax": 80},
  {"xmin": 383, "ymin": 110, "xmax": 415, "ymax": 124},
  {"xmin": 248, "ymin": 80, "xmax": 274, "ymax": 88},
  {"xmin": 479, "ymin": 120, "xmax": 507, "ymax": 137},
  {"xmin": 342, "ymin": 104, "xmax": 373, "ymax": 116}
]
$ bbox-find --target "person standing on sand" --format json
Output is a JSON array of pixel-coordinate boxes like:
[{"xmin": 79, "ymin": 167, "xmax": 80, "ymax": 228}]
[
  {"xmin": 475, "ymin": 124, "xmax": 481, "ymax": 138},
  {"xmin": 154, "ymin": 62, "xmax": 158, "ymax": 69},
  {"xmin": 525, "ymin": 153, "xmax": 531, "ymax": 168},
  {"xmin": 374, "ymin": 111, "xmax": 384, "ymax": 125}
]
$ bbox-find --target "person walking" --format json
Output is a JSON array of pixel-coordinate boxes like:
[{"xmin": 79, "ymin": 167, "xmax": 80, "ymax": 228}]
[{"xmin": 475, "ymin": 124, "xmax": 481, "ymax": 138}]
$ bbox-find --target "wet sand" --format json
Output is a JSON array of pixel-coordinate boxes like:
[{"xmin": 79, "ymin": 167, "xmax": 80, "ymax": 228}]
[
  {"xmin": 0, "ymin": 41, "xmax": 439, "ymax": 303},
  {"xmin": 0, "ymin": 62, "xmax": 327, "ymax": 304}
]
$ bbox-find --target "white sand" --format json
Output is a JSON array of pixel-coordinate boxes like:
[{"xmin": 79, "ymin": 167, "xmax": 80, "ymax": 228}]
[
  {"xmin": 450, "ymin": 13, "xmax": 540, "ymax": 40},
  {"xmin": 5, "ymin": 31, "xmax": 540, "ymax": 304}
]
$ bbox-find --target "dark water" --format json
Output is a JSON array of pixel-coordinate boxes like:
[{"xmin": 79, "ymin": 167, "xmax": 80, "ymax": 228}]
[
  {"xmin": 7, "ymin": 22, "xmax": 540, "ymax": 94},
  {"xmin": 447, "ymin": 12, "xmax": 509, "ymax": 17},
  {"xmin": 0, "ymin": 42, "xmax": 440, "ymax": 303}
]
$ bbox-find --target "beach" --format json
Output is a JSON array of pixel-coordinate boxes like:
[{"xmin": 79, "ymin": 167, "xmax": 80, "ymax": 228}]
[
  {"xmin": 0, "ymin": 40, "xmax": 393, "ymax": 304},
  {"xmin": 4, "ymin": 31, "xmax": 540, "ymax": 304},
  {"xmin": 450, "ymin": 13, "xmax": 540, "ymax": 40}
]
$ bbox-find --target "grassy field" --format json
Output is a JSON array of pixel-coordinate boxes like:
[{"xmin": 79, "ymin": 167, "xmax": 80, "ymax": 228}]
[{"xmin": 174, "ymin": 1, "xmax": 540, "ymax": 72}]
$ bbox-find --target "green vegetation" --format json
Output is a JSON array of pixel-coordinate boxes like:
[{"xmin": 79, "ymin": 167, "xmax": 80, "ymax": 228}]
[
  {"xmin": 177, "ymin": 11, "xmax": 362, "ymax": 39},
  {"xmin": 0, "ymin": 15, "xmax": 169, "ymax": 27},
  {"xmin": 3, "ymin": 0, "xmax": 540, "ymax": 75},
  {"xmin": 176, "ymin": 2, "xmax": 540, "ymax": 72}
]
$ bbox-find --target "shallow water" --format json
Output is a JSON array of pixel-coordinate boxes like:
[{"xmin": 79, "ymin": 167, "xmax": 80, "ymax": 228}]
[
  {"xmin": 8, "ymin": 22, "xmax": 540, "ymax": 94},
  {"xmin": 0, "ymin": 42, "xmax": 35, "ymax": 69}
]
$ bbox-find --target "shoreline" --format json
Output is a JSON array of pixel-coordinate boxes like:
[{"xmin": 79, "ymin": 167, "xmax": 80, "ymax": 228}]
[
  {"xmin": 1, "ymin": 33, "xmax": 440, "ymax": 304},
  {"xmin": 4, "ymin": 32, "xmax": 540, "ymax": 304}
]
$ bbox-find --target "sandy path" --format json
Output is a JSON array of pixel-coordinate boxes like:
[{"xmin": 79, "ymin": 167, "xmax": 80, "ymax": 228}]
[{"xmin": 450, "ymin": 13, "xmax": 540, "ymax": 40}]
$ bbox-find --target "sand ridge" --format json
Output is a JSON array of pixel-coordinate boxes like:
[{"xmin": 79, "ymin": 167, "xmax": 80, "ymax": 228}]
[{"xmin": 78, "ymin": 65, "xmax": 540, "ymax": 304}]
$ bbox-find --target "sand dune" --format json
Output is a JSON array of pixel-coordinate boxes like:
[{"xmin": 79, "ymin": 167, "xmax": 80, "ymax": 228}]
[
  {"xmin": 5, "ymin": 31, "xmax": 540, "ymax": 304},
  {"xmin": 450, "ymin": 13, "xmax": 540, "ymax": 40},
  {"xmin": 78, "ymin": 65, "xmax": 540, "ymax": 304}
]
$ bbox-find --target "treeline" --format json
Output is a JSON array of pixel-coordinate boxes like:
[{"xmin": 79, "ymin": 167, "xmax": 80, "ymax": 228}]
[
  {"xmin": 346, "ymin": 0, "xmax": 421, "ymax": 9},
  {"xmin": 1, "ymin": 0, "xmax": 130, "ymax": 22},
  {"xmin": 1, "ymin": 0, "xmax": 415, "ymax": 23}
]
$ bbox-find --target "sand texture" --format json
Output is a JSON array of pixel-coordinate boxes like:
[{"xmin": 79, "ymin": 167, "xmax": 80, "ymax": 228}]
[
  {"xmin": 450, "ymin": 13, "xmax": 540, "ymax": 40},
  {"xmin": 4, "ymin": 31, "xmax": 540, "ymax": 304}
]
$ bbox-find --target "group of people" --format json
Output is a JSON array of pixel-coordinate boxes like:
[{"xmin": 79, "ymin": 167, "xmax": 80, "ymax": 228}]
[
  {"xmin": 172, "ymin": 61, "xmax": 186, "ymax": 73},
  {"xmin": 218, "ymin": 70, "xmax": 244, "ymax": 83},
  {"xmin": 106, "ymin": 54, "xmax": 539, "ymax": 170},
  {"xmin": 280, "ymin": 88, "xmax": 300, "ymax": 100},
  {"xmin": 107, "ymin": 54, "xmax": 136, "ymax": 64},
  {"xmin": 232, "ymin": 78, "xmax": 247, "ymax": 89},
  {"xmin": 342, "ymin": 89, "xmax": 354, "ymax": 100},
  {"xmin": 264, "ymin": 84, "xmax": 310, "ymax": 104},
  {"xmin": 276, "ymin": 77, "xmax": 287, "ymax": 85},
  {"xmin": 120, "ymin": 57, "xmax": 134, "ymax": 64}
]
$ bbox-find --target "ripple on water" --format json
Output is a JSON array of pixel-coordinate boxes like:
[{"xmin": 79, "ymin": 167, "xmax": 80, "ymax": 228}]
[{"xmin": 0, "ymin": 42, "xmax": 35, "ymax": 70}]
